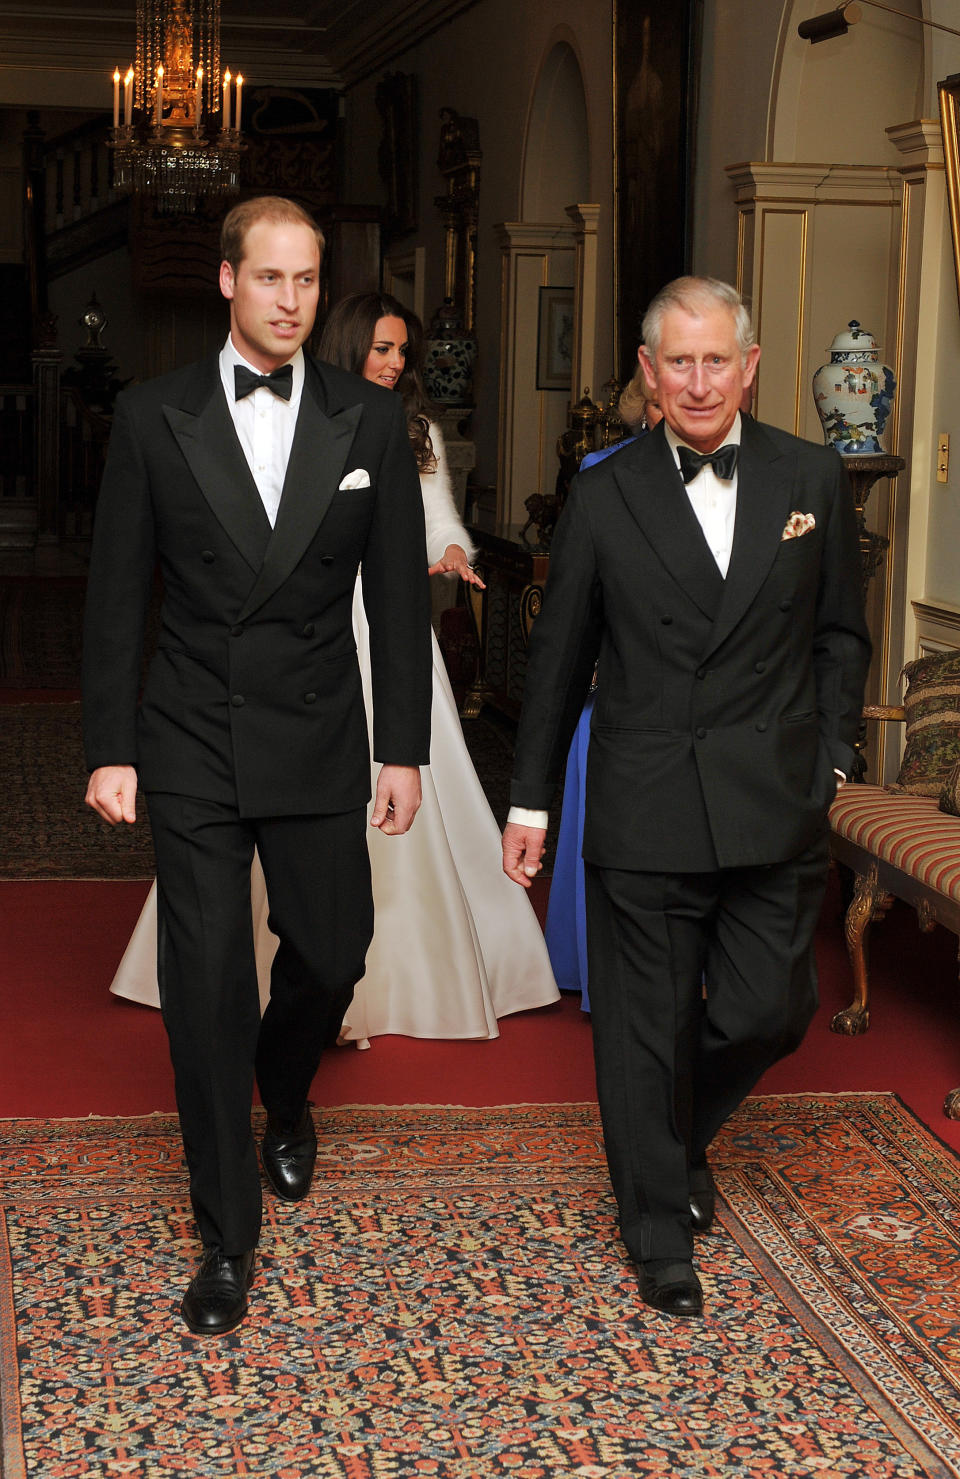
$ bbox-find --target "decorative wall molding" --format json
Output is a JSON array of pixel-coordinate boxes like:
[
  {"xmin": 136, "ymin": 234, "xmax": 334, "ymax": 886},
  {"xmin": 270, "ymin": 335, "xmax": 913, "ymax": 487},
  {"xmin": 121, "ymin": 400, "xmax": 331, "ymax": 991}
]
[
  {"xmin": 495, "ymin": 219, "xmax": 575, "ymax": 526},
  {"xmin": 912, "ymin": 598, "xmax": 960, "ymax": 652},
  {"xmin": 886, "ymin": 120, "xmax": 945, "ymax": 170},
  {"xmin": 727, "ymin": 161, "xmax": 903, "ymax": 209}
]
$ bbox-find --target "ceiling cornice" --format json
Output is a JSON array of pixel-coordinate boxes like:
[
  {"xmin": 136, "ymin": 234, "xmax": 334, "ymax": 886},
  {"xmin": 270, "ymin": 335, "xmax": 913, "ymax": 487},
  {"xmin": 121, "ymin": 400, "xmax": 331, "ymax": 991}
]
[
  {"xmin": 0, "ymin": 0, "xmax": 481, "ymax": 93},
  {"xmin": 322, "ymin": 0, "xmax": 480, "ymax": 87}
]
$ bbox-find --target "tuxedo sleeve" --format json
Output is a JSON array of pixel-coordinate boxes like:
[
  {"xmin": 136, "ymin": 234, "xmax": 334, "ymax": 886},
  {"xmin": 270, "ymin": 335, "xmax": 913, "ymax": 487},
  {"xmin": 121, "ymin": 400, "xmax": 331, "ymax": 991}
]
[
  {"xmin": 360, "ymin": 394, "xmax": 432, "ymax": 766},
  {"xmin": 813, "ymin": 450, "xmax": 872, "ymax": 776},
  {"xmin": 81, "ymin": 392, "xmax": 157, "ymax": 772},
  {"xmin": 510, "ymin": 481, "xmax": 603, "ymax": 810}
]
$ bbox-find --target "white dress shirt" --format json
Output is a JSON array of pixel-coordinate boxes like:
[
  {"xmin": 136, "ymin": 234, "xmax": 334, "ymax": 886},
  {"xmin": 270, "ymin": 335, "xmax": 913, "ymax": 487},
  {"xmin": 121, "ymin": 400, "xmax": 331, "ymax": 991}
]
[
  {"xmin": 665, "ymin": 414, "xmax": 741, "ymax": 578},
  {"xmin": 219, "ymin": 335, "xmax": 305, "ymax": 528},
  {"xmin": 507, "ymin": 416, "xmax": 744, "ymax": 834}
]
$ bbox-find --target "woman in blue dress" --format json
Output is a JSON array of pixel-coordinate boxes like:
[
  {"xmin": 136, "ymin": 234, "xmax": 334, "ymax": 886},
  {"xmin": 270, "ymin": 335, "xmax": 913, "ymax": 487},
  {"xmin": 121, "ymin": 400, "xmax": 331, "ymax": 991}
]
[{"xmin": 544, "ymin": 368, "xmax": 662, "ymax": 1010}]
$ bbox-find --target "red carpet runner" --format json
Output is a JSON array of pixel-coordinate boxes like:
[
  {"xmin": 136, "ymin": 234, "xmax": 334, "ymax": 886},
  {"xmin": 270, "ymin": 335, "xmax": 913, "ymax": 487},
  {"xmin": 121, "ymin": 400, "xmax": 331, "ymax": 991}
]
[{"xmin": 3, "ymin": 874, "xmax": 960, "ymax": 1160}]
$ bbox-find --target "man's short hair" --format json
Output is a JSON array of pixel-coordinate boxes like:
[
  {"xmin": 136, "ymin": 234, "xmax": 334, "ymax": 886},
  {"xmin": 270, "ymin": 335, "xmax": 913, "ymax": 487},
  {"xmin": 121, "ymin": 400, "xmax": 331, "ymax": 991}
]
[
  {"xmin": 642, "ymin": 277, "xmax": 756, "ymax": 364},
  {"xmin": 220, "ymin": 196, "xmax": 325, "ymax": 271}
]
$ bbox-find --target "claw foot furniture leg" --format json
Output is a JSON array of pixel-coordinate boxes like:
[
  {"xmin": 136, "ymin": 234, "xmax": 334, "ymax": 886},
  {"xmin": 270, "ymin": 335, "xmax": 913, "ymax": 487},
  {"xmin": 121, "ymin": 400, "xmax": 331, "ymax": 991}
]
[{"xmin": 830, "ymin": 868, "xmax": 892, "ymax": 1036}]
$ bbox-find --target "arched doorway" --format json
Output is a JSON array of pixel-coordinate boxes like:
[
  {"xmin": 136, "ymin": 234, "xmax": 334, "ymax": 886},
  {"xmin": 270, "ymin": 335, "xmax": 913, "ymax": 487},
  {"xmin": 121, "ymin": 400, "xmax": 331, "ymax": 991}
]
[{"xmin": 497, "ymin": 39, "xmax": 593, "ymax": 524}]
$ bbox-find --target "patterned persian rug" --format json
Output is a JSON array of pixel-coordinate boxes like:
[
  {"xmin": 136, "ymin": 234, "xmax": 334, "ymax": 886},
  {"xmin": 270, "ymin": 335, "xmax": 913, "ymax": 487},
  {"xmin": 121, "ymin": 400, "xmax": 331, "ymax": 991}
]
[
  {"xmin": 0, "ymin": 703, "xmax": 155, "ymax": 879},
  {"xmin": 0, "ymin": 577, "xmax": 160, "ymax": 691},
  {"xmin": 0, "ymin": 579, "xmax": 86, "ymax": 690},
  {"xmin": 0, "ymin": 700, "xmax": 536, "ymax": 882},
  {"xmin": 1, "ymin": 1095, "xmax": 959, "ymax": 1478}
]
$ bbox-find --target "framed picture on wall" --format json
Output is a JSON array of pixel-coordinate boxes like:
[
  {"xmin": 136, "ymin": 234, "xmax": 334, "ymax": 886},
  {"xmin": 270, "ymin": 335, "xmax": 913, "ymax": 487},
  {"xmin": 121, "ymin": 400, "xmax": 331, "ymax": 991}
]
[{"xmin": 537, "ymin": 287, "xmax": 574, "ymax": 390}]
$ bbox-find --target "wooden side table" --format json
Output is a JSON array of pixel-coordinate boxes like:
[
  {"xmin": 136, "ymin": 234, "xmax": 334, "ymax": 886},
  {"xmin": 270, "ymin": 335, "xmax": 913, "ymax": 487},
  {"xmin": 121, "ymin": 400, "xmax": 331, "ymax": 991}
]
[{"xmin": 460, "ymin": 524, "xmax": 549, "ymax": 719}]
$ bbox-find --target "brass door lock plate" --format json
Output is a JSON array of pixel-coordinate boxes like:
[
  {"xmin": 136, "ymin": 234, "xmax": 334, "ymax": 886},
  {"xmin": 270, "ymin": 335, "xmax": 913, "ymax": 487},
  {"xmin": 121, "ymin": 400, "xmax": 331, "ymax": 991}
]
[{"xmin": 938, "ymin": 433, "xmax": 949, "ymax": 484}]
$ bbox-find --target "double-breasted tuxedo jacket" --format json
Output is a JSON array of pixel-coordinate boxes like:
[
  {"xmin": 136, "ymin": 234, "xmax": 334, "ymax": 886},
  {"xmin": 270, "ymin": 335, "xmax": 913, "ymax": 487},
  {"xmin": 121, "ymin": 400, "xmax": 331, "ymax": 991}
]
[
  {"xmin": 82, "ymin": 353, "xmax": 432, "ymax": 804},
  {"xmin": 511, "ymin": 415, "xmax": 871, "ymax": 872},
  {"xmin": 83, "ymin": 351, "xmax": 434, "ymax": 1253}
]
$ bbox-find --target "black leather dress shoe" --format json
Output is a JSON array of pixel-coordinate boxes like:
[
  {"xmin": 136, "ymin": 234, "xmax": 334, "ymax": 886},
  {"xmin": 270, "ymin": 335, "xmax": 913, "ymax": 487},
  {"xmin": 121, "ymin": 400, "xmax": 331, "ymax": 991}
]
[
  {"xmin": 181, "ymin": 1248, "xmax": 255, "ymax": 1335},
  {"xmin": 261, "ymin": 1106, "xmax": 317, "ymax": 1201},
  {"xmin": 636, "ymin": 1259, "xmax": 704, "ymax": 1318},
  {"xmin": 689, "ymin": 1156, "xmax": 716, "ymax": 1233}
]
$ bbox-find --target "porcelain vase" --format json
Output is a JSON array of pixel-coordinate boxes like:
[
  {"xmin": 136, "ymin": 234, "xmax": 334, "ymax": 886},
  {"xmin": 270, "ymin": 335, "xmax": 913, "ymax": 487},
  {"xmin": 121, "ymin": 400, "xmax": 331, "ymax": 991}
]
[
  {"xmin": 812, "ymin": 320, "xmax": 896, "ymax": 456},
  {"xmin": 424, "ymin": 299, "xmax": 477, "ymax": 406}
]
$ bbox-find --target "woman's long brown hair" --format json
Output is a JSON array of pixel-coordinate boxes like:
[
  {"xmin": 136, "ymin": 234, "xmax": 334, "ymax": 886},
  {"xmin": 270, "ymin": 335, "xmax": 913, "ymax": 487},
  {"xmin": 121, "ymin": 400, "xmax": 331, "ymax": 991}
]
[{"xmin": 318, "ymin": 292, "xmax": 438, "ymax": 472}]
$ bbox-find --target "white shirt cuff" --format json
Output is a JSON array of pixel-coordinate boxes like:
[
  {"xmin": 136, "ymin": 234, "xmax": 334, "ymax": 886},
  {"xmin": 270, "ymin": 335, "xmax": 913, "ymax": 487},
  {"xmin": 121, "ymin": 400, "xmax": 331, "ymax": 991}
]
[{"xmin": 507, "ymin": 805, "xmax": 549, "ymax": 829}]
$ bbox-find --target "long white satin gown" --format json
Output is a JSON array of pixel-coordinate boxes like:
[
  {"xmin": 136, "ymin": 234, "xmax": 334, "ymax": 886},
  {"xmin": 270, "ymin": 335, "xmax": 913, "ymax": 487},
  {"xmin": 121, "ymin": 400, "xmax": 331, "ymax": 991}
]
[{"xmin": 108, "ymin": 425, "xmax": 559, "ymax": 1045}]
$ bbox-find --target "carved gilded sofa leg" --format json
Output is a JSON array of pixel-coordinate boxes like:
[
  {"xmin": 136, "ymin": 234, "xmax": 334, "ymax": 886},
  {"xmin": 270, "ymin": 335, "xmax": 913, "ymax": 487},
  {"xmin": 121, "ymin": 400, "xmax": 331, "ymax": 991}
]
[{"xmin": 830, "ymin": 865, "xmax": 894, "ymax": 1036}]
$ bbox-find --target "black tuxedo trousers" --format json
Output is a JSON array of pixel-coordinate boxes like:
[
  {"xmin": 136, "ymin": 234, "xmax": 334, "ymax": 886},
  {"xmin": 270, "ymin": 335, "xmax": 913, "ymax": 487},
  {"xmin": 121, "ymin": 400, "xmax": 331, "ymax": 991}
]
[
  {"xmin": 148, "ymin": 794, "xmax": 372, "ymax": 1254},
  {"xmin": 584, "ymin": 833, "xmax": 829, "ymax": 1262}
]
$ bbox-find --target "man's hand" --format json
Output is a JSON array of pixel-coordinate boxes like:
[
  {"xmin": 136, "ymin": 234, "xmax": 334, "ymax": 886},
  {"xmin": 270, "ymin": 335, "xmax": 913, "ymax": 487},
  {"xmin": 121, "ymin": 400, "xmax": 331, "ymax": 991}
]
[
  {"xmin": 85, "ymin": 765, "xmax": 138, "ymax": 825},
  {"xmin": 370, "ymin": 764, "xmax": 422, "ymax": 835},
  {"xmin": 502, "ymin": 822, "xmax": 546, "ymax": 888}
]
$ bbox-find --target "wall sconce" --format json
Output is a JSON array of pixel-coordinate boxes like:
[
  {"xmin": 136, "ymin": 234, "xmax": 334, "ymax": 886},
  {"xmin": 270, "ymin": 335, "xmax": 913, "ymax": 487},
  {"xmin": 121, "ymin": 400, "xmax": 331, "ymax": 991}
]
[{"xmin": 799, "ymin": 1, "xmax": 960, "ymax": 44}]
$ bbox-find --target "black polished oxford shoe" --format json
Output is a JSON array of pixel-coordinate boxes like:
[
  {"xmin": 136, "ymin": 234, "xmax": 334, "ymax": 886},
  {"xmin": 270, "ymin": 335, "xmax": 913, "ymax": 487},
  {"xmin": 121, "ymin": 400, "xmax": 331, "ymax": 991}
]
[
  {"xmin": 261, "ymin": 1105, "xmax": 318, "ymax": 1201},
  {"xmin": 181, "ymin": 1248, "xmax": 255, "ymax": 1335},
  {"xmin": 689, "ymin": 1156, "xmax": 716, "ymax": 1233},
  {"xmin": 636, "ymin": 1259, "xmax": 704, "ymax": 1318}
]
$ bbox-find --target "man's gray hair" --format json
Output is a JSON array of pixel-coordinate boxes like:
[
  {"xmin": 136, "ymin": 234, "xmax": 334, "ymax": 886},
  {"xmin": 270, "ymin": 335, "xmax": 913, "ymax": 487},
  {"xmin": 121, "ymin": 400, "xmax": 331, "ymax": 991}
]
[{"xmin": 641, "ymin": 277, "xmax": 756, "ymax": 363}]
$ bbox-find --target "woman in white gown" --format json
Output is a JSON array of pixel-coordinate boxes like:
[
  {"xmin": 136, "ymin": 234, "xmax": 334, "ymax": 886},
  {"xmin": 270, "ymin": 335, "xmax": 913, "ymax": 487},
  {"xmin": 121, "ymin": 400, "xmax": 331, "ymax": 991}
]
[{"xmin": 109, "ymin": 292, "xmax": 559, "ymax": 1045}]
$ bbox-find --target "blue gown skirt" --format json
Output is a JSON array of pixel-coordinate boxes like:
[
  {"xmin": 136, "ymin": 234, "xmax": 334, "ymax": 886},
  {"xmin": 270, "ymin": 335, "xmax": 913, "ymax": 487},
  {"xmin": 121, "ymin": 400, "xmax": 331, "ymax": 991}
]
[{"xmin": 544, "ymin": 695, "xmax": 593, "ymax": 1011}]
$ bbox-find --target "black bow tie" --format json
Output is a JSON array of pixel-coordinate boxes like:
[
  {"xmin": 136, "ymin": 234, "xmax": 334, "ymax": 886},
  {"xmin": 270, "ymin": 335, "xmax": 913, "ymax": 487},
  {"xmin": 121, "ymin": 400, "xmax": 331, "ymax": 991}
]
[
  {"xmin": 234, "ymin": 363, "xmax": 294, "ymax": 402},
  {"xmin": 677, "ymin": 443, "xmax": 738, "ymax": 484}
]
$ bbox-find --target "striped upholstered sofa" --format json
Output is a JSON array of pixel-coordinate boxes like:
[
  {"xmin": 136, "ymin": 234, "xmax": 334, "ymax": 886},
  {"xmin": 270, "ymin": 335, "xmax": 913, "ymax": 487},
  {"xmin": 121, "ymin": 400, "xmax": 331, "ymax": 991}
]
[{"xmin": 828, "ymin": 703, "xmax": 960, "ymax": 1119}]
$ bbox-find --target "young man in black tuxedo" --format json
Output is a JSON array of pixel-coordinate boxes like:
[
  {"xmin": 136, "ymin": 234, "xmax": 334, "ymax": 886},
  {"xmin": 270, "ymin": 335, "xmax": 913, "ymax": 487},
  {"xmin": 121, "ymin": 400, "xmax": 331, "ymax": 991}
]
[
  {"xmin": 503, "ymin": 277, "xmax": 870, "ymax": 1318},
  {"xmin": 83, "ymin": 196, "xmax": 431, "ymax": 1334}
]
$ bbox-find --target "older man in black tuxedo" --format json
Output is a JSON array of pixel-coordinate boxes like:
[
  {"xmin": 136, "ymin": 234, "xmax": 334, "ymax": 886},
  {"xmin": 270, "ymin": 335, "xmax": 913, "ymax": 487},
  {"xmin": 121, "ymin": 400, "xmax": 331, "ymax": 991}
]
[
  {"xmin": 83, "ymin": 196, "xmax": 431, "ymax": 1334},
  {"xmin": 504, "ymin": 277, "xmax": 870, "ymax": 1317}
]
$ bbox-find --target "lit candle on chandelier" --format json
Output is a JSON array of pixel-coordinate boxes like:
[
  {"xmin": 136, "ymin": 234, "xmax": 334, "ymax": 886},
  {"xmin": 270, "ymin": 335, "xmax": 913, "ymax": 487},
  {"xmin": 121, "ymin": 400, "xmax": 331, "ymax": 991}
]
[
  {"xmin": 113, "ymin": 68, "xmax": 120, "ymax": 129},
  {"xmin": 223, "ymin": 69, "xmax": 231, "ymax": 131},
  {"xmin": 155, "ymin": 64, "xmax": 164, "ymax": 126},
  {"xmin": 195, "ymin": 66, "xmax": 204, "ymax": 133},
  {"xmin": 124, "ymin": 68, "xmax": 134, "ymax": 126},
  {"xmin": 235, "ymin": 75, "xmax": 243, "ymax": 133}
]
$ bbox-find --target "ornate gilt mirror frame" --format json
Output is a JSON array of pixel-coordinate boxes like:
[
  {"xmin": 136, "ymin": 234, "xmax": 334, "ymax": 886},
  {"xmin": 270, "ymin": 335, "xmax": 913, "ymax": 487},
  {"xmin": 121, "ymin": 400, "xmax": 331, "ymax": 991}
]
[{"xmin": 939, "ymin": 74, "xmax": 960, "ymax": 317}]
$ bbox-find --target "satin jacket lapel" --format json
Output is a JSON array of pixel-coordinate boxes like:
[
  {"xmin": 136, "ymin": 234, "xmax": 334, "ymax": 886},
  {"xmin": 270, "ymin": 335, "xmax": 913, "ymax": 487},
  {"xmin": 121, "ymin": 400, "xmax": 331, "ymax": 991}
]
[
  {"xmin": 237, "ymin": 364, "xmax": 363, "ymax": 622},
  {"xmin": 701, "ymin": 418, "xmax": 794, "ymax": 661},
  {"xmin": 612, "ymin": 427, "xmax": 724, "ymax": 621},
  {"xmin": 163, "ymin": 360, "xmax": 272, "ymax": 573}
]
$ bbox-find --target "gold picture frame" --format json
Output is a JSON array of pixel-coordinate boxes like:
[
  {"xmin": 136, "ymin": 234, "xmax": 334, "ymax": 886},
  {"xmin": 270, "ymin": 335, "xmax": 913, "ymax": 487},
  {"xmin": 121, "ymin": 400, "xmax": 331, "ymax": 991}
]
[
  {"xmin": 938, "ymin": 74, "xmax": 960, "ymax": 316},
  {"xmin": 536, "ymin": 287, "xmax": 574, "ymax": 391}
]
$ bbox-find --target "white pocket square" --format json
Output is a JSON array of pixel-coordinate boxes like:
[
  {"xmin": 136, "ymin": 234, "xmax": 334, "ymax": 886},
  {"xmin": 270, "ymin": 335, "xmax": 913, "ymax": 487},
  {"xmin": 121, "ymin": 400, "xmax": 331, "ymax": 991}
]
[
  {"xmin": 338, "ymin": 468, "xmax": 371, "ymax": 491},
  {"xmin": 781, "ymin": 511, "xmax": 816, "ymax": 541}
]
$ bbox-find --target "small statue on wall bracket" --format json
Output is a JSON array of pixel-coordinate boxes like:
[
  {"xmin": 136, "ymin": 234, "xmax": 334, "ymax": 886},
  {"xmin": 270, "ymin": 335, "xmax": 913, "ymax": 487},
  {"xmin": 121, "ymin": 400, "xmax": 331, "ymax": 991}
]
[{"xmin": 519, "ymin": 491, "xmax": 561, "ymax": 551}]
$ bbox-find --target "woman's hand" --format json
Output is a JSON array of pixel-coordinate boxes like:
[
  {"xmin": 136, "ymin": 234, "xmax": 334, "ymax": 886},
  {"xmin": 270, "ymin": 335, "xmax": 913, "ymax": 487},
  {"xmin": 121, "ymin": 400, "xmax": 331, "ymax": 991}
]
[{"xmin": 427, "ymin": 543, "xmax": 485, "ymax": 588}]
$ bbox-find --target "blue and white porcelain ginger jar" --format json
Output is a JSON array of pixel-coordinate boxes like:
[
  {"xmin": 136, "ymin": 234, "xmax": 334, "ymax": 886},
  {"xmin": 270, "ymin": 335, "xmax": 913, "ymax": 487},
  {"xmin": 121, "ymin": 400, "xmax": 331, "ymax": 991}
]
[
  {"xmin": 424, "ymin": 298, "xmax": 477, "ymax": 406},
  {"xmin": 812, "ymin": 320, "xmax": 895, "ymax": 456}
]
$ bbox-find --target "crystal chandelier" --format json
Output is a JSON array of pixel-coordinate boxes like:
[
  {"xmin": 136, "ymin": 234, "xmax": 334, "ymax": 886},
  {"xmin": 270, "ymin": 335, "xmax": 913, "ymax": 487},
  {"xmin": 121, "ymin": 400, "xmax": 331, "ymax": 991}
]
[{"xmin": 108, "ymin": 0, "xmax": 243, "ymax": 214}]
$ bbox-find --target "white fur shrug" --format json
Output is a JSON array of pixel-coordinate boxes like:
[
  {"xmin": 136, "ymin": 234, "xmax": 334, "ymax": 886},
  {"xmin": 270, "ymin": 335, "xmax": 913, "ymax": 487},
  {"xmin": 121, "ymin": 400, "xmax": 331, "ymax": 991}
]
[{"xmin": 421, "ymin": 422, "xmax": 476, "ymax": 567}]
